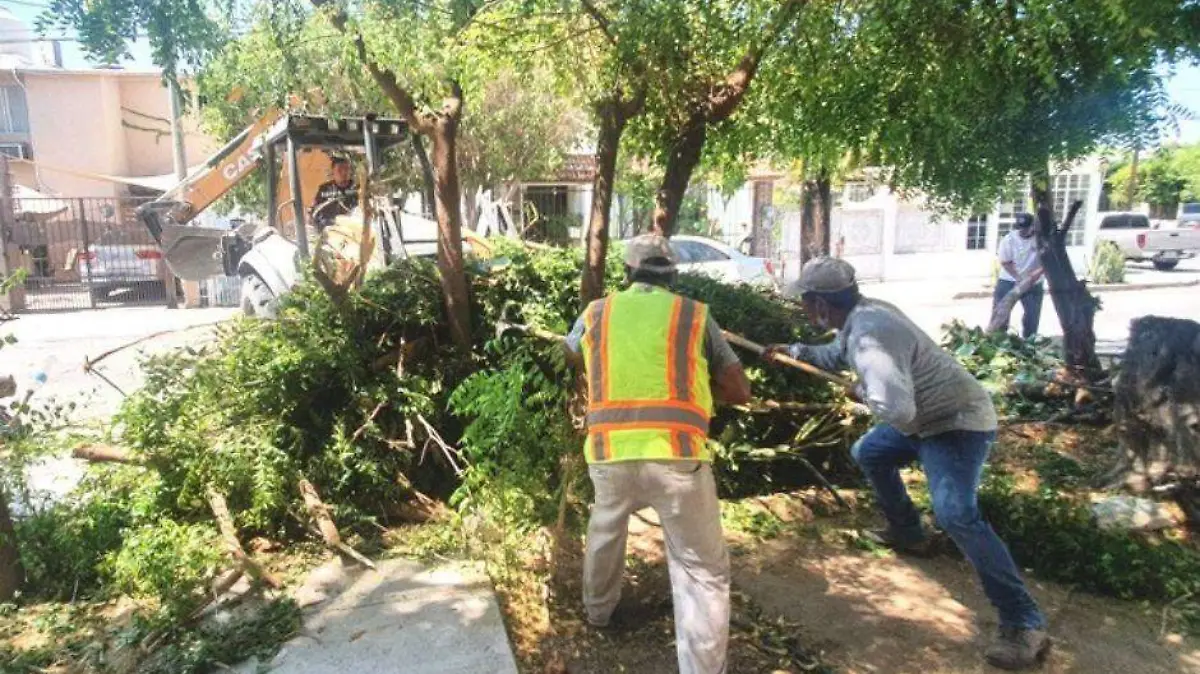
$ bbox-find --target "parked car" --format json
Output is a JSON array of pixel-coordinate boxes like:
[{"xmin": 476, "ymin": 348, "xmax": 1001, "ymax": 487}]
[
  {"xmin": 75, "ymin": 229, "xmax": 167, "ymax": 302},
  {"xmin": 1178, "ymin": 202, "xmax": 1200, "ymax": 229},
  {"xmin": 668, "ymin": 235, "xmax": 779, "ymax": 290},
  {"xmin": 1092, "ymin": 211, "xmax": 1200, "ymax": 271}
]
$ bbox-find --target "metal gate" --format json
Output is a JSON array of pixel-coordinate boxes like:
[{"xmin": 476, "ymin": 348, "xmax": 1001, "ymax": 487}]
[{"xmin": 5, "ymin": 197, "xmax": 169, "ymax": 311}]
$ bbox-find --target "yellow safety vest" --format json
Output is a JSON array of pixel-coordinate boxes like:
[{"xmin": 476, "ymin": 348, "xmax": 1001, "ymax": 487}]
[{"xmin": 580, "ymin": 285, "xmax": 714, "ymax": 463}]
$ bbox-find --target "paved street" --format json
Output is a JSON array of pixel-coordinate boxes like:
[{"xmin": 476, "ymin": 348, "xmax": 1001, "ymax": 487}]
[{"xmin": 4, "ymin": 305, "xmax": 237, "ymax": 422}]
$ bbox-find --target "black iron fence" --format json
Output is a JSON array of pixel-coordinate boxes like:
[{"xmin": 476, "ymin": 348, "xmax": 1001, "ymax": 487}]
[{"xmin": 3, "ymin": 196, "xmax": 171, "ymax": 312}]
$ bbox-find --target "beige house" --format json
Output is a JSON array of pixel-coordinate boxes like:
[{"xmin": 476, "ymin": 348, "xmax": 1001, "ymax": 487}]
[{"xmin": 0, "ymin": 9, "xmax": 220, "ymax": 311}]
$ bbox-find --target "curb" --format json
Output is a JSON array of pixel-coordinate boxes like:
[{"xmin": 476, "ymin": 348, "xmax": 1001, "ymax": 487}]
[{"xmin": 952, "ymin": 278, "xmax": 1200, "ymax": 300}]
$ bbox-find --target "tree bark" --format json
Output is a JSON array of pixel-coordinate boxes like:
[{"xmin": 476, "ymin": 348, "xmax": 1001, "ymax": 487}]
[
  {"xmin": 800, "ymin": 171, "xmax": 832, "ymax": 261},
  {"xmin": 651, "ymin": 116, "xmax": 708, "ymax": 236},
  {"xmin": 428, "ymin": 96, "xmax": 473, "ymax": 351},
  {"xmin": 583, "ymin": 92, "xmax": 643, "ymax": 303},
  {"xmin": 0, "ymin": 490, "xmax": 21, "ymax": 601},
  {"xmin": 750, "ymin": 180, "xmax": 774, "ymax": 257},
  {"xmin": 1035, "ymin": 201, "xmax": 1102, "ymax": 378},
  {"xmin": 412, "ymin": 134, "xmax": 437, "ymax": 220},
  {"xmin": 319, "ymin": 3, "xmax": 472, "ymax": 350}
]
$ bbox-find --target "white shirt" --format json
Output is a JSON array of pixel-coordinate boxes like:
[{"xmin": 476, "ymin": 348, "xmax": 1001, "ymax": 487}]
[{"xmin": 997, "ymin": 231, "xmax": 1041, "ymax": 283}]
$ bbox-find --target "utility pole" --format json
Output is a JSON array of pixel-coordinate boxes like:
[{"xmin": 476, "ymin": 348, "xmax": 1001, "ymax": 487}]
[
  {"xmin": 163, "ymin": 78, "xmax": 187, "ymax": 308},
  {"xmin": 168, "ymin": 79, "xmax": 188, "ymax": 181}
]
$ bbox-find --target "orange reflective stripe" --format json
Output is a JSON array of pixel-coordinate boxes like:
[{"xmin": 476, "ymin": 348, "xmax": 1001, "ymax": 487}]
[
  {"xmin": 684, "ymin": 302, "xmax": 704, "ymax": 402},
  {"xmin": 669, "ymin": 298, "xmax": 700, "ymax": 403},
  {"xmin": 589, "ymin": 420, "xmax": 709, "ymax": 435},
  {"xmin": 589, "ymin": 399, "xmax": 707, "ymax": 415},
  {"xmin": 676, "ymin": 431, "xmax": 695, "ymax": 459},
  {"xmin": 587, "ymin": 405, "xmax": 710, "ymax": 432},
  {"xmin": 665, "ymin": 296, "xmax": 684, "ymax": 399},
  {"xmin": 590, "ymin": 430, "xmax": 609, "ymax": 462},
  {"xmin": 584, "ymin": 299, "xmax": 610, "ymax": 403}
]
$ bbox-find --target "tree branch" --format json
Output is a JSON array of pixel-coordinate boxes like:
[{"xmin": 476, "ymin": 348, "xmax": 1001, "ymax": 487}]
[
  {"xmin": 707, "ymin": 0, "xmax": 807, "ymax": 122},
  {"xmin": 1058, "ymin": 199, "xmax": 1083, "ymax": 236},
  {"xmin": 579, "ymin": 0, "xmax": 617, "ymax": 46},
  {"xmin": 311, "ymin": 0, "xmax": 437, "ymax": 135}
]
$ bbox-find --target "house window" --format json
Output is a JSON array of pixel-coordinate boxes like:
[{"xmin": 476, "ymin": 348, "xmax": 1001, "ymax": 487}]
[
  {"xmin": 845, "ymin": 181, "xmax": 872, "ymax": 203},
  {"xmin": 0, "ymin": 86, "xmax": 30, "ymax": 134},
  {"xmin": 1051, "ymin": 173, "xmax": 1090, "ymax": 246},
  {"xmin": 966, "ymin": 215, "xmax": 988, "ymax": 250}
]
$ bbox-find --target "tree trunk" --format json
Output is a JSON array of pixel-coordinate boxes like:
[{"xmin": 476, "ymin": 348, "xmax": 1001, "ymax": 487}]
[
  {"xmin": 801, "ymin": 171, "xmax": 832, "ymax": 261},
  {"xmin": 412, "ymin": 134, "xmax": 437, "ymax": 219},
  {"xmin": 1035, "ymin": 201, "xmax": 1102, "ymax": 378},
  {"xmin": 0, "ymin": 490, "xmax": 23, "ymax": 601},
  {"xmin": 429, "ymin": 110, "xmax": 472, "ymax": 351},
  {"xmin": 582, "ymin": 93, "xmax": 640, "ymax": 304},
  {"xmin": 651, "ymin": 117, "xmax": 707, "ymax": 237},
  {"xmin": 750, "ymin": 180, "xmax": 774, "ymax": 257}
]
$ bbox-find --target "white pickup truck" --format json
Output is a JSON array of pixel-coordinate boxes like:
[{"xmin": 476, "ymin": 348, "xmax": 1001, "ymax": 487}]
[{"xmin": 1092, "ymin": 211, "xmax": 1200, "ymax": 271}]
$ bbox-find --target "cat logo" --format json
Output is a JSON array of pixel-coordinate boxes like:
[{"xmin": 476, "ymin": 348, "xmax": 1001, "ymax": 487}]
[{"xmin": 221, "ymin": 152, "xmax": 256, "ymax": 181}]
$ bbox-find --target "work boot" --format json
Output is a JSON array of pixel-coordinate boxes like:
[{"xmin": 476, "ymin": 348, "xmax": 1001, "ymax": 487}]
[
  {"xmin": 861, "ymin": 527, "xmax": 935, "ymax": 557},
  {"xmin": 985, "ymin": 626, "xmax": 1051, "ymax": 670}
]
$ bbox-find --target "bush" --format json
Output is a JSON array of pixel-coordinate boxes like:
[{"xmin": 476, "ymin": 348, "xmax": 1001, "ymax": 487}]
[
  {"xmin": 1089, "ymin": 240, "xmax": 1126, "ymax": 284},
  {"xmin": 980, "ymin": 472, "xmax": 1200, "ymax": 606},
  {"xmin": 104, "ymin": 520, "xmax": 223, "ymax": 617},
  {"xmin": 941, "ymin": 320, "xmax": 1066, "ymax": 418}
]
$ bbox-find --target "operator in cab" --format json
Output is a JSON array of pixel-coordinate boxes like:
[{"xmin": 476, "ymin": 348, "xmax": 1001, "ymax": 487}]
[{"xmin": 311, "ymin": 156, "xmax": 358, "ymax": 231}]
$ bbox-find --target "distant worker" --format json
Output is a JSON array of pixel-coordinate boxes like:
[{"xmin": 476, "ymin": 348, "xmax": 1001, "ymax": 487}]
[
  {"xmin": 311, "ymin": 156, "xmax": 358, "ymax": 230},
  {"xmin": 564, "ymin": 234, "xmax": 752, "ymax": 674},
  {"xmin": 993, "ymin": 213, "xmax": 1044, "ymax": 338},
  {"xmin": 764, "ymin": 257, "xmax": 1050, "ymax": 671}
]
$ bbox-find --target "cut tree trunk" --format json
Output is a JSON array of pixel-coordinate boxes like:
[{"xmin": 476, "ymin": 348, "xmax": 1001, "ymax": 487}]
[
  {"xmin": 801, "ymin": 172, "xmax": 832, "ymax": 261},
  {"xmin": 0, "ymin": 490, "xmax": 21, "ymax": 601},
  {"xmin": 582, "ymin": 91, "xmax": 642, "ymax": 304},
  {"xmin": 1034, "ymin": 201, "xmax": 1101, "ymax": 378}
]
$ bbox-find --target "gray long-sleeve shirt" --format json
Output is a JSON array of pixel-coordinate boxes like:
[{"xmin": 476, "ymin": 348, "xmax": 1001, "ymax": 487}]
[{"xmin": 789, "ymin": 298, "xmax": 997, "ymax": 437}]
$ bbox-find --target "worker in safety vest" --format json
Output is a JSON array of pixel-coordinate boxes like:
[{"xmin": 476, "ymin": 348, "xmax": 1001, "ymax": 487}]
[{"xmin": 564, "ymin": 233, "xmax": 752, "ymax": 674}]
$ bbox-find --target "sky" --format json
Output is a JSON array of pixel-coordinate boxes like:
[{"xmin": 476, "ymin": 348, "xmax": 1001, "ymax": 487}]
[{"xmin": 3, "ymin": 0, "xmax": 1200, "ymax": 146}]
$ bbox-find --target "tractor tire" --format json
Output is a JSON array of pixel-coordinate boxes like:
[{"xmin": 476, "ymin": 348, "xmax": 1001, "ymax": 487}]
[
  {"xmin": 241, "ymin": 273, "xmax": 279, "ymax": 319},
  {"xmin": 1153, "ymin": 259, "xmax": 1180, "ymax": 271}
]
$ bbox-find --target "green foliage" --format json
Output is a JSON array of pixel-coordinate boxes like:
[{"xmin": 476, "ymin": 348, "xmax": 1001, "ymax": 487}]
[
  {"xmin": 14, "ymin": 468, "xmax": 149, "ymax": 601},
  {"xmin": 449, "ymin": 347, "xmax": 576, "ymax": 525},
  {"xmin": 941, "ymin": 320, "xmax": 1065, "ymax": 418},
  {"xmin": 1089, "ymin": 240, "xmax": 1127, "ymax": 285},
  {"xmin": 721, "ymin": 501, "xmax": 785, "ymax": 540},
  {"xmin": 981, "ymin": 471, "xmax": 1200, "ymax": 627},
  {"xmin": 1107, "ymin": 144, "xmax": 1200, "ymax": 216},
  {"xmin": 104, "ymin": 520, "xmax": 223, "ymax": 617}
]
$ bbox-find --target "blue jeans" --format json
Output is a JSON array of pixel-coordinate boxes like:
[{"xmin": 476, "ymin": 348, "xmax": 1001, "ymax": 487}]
[
  {"xmin": 852, "ymin": 424, "xmax": 1046, "ymax": 630},
  {"xmin": 992, "ymin": 279, "xmax": 1044, "ymax": 339}
]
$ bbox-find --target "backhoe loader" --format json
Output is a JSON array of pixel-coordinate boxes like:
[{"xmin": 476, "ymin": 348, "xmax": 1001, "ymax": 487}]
[{"xmin": 138, "ymin": 111, "xmax": 489, "ymax": 317}]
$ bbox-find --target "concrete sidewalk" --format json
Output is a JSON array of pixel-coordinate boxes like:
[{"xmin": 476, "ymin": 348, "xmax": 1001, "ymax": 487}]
[{"xmin": 236, "ymin": 557, "xmax": 519, "ymax": 674}]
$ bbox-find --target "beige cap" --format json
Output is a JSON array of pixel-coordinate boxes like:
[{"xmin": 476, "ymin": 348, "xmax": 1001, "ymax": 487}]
[
  {"xmin": 624, "ymin": 234, "xmax": 677, "ymax": 273},
  {"xmin": 784, "ymin": 256, "xmax": 857, "ymax": 297}
]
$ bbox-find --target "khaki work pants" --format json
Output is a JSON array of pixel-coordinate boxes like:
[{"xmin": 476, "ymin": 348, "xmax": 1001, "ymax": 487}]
[{"xmin": 584, "ymin": 460, "xmax": 730, "ymax": 674}]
